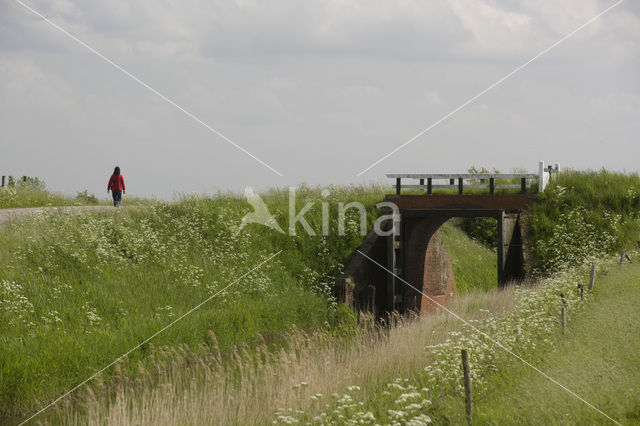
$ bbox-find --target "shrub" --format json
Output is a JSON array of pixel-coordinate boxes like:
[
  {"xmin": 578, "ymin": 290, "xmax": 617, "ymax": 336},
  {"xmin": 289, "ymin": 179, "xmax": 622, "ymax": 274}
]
[
  {"xmin": 533, "ymin": 169, "xmax": 640, "ymax": 273},
  {"xmin": 75, "ymin": 190, "xmax": 99, "ymax": 205}
]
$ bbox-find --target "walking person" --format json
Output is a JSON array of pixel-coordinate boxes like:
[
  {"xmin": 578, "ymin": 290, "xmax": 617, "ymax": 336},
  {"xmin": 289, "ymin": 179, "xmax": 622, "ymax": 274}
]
[{"xmin": 107, "ymin": 166, "xmax": 125, "ymax": 207}]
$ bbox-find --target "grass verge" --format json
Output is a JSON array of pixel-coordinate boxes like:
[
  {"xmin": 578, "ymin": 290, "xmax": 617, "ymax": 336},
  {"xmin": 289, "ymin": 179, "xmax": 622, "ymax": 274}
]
[
  {"xmin": 440, "ymin": 220, "xmax": 497, "ymax": 294},
  {"xmin": 470, "ymin": 260, "xmax": 640, "ymax": 424},
  {"xmin": 0, "ymin": 185, "xmax": 386, "ymax": 421},
  {"xmin": 51, "ymin": 287, "xmax": 516, "ymax": 425},
  {"xmin": 261, "ymin": 252, "xmax": 636, "ymax": 424}
]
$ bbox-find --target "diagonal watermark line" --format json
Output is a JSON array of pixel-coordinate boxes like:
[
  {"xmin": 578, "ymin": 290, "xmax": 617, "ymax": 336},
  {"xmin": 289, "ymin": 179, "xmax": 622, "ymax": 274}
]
[
  {"xmin": 357, "ymin": 249, "xmax": 621, "ymax": 425},
  {"xmin": 19, "ymin": 250, "xmax": 282, "ymax": 426},
  {"xmin": 356, "ymin": 0, "xmax": 625, "ymax": 177},
  {"xmin": 13, "ymin": 0, "xmax": 283, "ymax": 177}
]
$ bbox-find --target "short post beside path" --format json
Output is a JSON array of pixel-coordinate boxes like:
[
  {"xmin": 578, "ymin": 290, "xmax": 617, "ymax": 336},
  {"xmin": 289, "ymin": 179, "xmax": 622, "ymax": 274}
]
[{"xmin": 461, "ymin": 349, "xmax": 473, "ymax": 424}]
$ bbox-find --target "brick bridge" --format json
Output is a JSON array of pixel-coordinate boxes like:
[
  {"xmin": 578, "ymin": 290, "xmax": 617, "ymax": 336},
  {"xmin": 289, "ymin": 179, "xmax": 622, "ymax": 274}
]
[{"xmin": 339, "ymin": 162, "xmax": 556, "ymax": 316}]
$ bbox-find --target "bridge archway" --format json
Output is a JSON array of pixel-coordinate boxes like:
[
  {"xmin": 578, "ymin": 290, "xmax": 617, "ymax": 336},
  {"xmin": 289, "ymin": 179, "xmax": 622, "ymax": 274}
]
[
  {"xmin": 401, "ymin": 215, "xmax": 452, "ymax": 313},
  {"xmin": 338, "ymin": 194, "xmax": 535, "ymax": 317},
  {"xmin": 394, "ymin": 211, "xmax": 527, "ymax": 314},
  {"xmin": 386, "ymin": 194, "xmax": 534, "ymax": 315}
]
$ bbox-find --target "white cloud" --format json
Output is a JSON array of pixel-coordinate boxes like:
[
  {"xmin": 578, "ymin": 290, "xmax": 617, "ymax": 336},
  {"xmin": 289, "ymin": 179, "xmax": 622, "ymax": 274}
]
[
  {"xmin": 450, "ymin": 0, "xmax": 536, "ymax": 57},
  {"xmin": 0, "ymin": 53, "xmax": 79, "ymax": 113}
]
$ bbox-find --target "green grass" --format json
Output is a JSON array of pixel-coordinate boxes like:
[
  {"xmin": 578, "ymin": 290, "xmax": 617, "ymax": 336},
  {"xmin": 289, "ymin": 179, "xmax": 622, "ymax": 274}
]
[
  {"xmin": 0, "ymin": 179, "xmax": 109, "ymax": 209},
  {"xmin": 535, "ymin": 169, "xmax": 640, "ymax": 237},
  {"xmin": 443, "ymin": 169, "xmax": 640, "ymax": 274},
  {"xmin": 0, "ymin": 185, "xmax": 387, "ymax": 419},
  {"xmin": 7, "ymin": 172, "xmax": 635, "ymax": 423},
  {"xmin": 0, "ymin": 182, "xmax": 505, "ymax": 421},
  {"xmin": 465, "ymin": 261, "xmax": 640, "ymax": 424},
  {"xmin": 533, "ymin": 169, "xmax": 640, "ymax": 272},
  {"xmin": 296, "ymin": 252, "xmax": 639, "ymax": 425},
  {"xmin": 0, "ymin": 181, "xmax": 76, "ymax": 209},
  {"xmin": 0, "ymin": 178, "xmax": 153, "ymax": 209},
  {"xmin": 440, "ymin": 220, "xmax": 497, "ymax": 293}
]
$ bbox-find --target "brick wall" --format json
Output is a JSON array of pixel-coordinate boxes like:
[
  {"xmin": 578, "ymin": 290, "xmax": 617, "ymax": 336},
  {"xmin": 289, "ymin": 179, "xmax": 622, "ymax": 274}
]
[{"xmin": 403, "ymin": 217, "xmax": 457, "ymax": 314}]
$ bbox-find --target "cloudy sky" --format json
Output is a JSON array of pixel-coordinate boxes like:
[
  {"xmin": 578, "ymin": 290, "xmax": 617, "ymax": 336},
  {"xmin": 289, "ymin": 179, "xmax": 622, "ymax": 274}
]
[{"xmin": 1, "ymin": 0, "xmax": 638, "ymax": 199}]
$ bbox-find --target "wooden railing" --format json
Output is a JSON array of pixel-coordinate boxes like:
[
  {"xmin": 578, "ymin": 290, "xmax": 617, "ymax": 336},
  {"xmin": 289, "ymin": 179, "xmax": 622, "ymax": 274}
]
[
  {"xmin": 1, "ymin": 176, "xmax": 29, "ymax": 187},
  {"xmin": 387, "ymin": 173, "xmax": 539, "ymax": 195}
]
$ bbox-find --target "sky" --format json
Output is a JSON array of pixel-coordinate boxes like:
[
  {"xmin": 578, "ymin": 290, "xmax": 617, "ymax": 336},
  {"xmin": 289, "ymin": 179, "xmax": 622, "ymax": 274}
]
[{"xmin": 1, "ymin": 0, "xmax": 639, "ymax": 199}]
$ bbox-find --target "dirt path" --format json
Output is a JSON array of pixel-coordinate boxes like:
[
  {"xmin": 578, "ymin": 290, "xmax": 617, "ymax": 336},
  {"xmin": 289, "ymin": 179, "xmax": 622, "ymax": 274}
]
[{"xmin": 0, "ymin": 205, "xmax": 117, "ymax": 228}]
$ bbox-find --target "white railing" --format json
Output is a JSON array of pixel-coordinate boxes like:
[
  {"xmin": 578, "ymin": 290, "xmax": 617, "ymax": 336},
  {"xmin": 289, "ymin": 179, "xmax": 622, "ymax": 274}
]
[{"xmin": 388, "ymin": 161, "xmax": 559, "ymax": 195}]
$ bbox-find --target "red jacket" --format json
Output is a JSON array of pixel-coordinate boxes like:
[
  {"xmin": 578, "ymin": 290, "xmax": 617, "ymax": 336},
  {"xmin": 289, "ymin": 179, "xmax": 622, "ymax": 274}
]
[{"xmin": 108, "ymin": 174, "xmax": 125, "ymax": 191}]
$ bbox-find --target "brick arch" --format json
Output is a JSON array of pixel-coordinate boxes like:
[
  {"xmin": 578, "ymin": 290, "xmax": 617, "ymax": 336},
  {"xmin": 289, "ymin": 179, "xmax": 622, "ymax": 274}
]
[{"xmin": 403, "ymin": 217, "xmax": 457, "ymax": 314}]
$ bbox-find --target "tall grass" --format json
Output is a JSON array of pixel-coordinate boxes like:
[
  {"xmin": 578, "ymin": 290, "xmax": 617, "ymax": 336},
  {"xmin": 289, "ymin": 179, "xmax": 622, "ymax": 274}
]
[
  {"xmin": 473, "ymin": 261, "xmax": 640, "ymax": 424},
  {"xmin": 0, "ymin": 179, "xmax": 76, "ymax": 208},
  {"xmin": 0, "ymin": 178, "xmax": 154, "ymax": 209},
  {"xmin": 533, "ymin": 169, "xmax": 640, "ymax": 272},
  {"xmin": 445, "ymin": 169, "xmax": 640, "ymax": 274},
  {"xmin": 266, "ymin": 252, "xmax": 634, "ymax": 424},
  {"xmin": 0, "ymin": 185, "xmax": 390, "ymax": 420},
  {"xmin": 61, "ymin": 254, "xmax": 634, "ymax": 425},
  {"xmin": 54, "ymin": 288, "xmax": 516, "ymax": 425},
  {"xmin": 10, "ymin": 173, "xmax": 628, "ymax": 423},
  {"xmin": 439, "ymin": 220, "xmax": 497, "ymax": 293}
]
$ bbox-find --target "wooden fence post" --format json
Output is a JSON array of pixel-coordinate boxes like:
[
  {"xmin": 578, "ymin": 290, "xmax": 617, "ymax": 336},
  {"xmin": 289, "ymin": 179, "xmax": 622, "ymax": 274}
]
[
  {"xmin": 561, "ymin": 307, "xmax": 566, "ymax": 335},
  {"xmin": 461, "ymin": 349, "xmax": 472, "ymax": 424},
  {"xmin": 588, "ymin": 265, "xmax": 596, "ymax": 291},
  {"xmin": 367, "ymin": 285, "xmax": 376, "ymax": 313},
  {"xmin": 577, "ymin": 284, "xmax": 584, "ymax": 300},
  {"xmin": 1, "ymin": 176, "xmax": 4, "ymax": 187}
]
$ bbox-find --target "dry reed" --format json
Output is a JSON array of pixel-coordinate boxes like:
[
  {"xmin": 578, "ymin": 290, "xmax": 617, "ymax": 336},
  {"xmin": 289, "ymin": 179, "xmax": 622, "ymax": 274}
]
[{"xmin": 59, "ymin": 287, "xmax": 515, "ymax": 425}]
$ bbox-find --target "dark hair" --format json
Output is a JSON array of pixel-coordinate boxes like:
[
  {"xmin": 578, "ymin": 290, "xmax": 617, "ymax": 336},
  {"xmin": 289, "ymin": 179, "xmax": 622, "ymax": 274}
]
[{"xmin": 114, "ymin": 166, "xmax": 120, "ymax": 175}]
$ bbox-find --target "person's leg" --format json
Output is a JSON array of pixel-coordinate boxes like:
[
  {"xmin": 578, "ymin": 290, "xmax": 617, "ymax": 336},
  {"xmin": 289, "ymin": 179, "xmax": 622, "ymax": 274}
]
[
  {"xmin": 112, "ymin": 191, "xmax": 117, "ymax": 207},
  {"xmin": 114, "ymin": 191, "xmax": 122, "ymax": 207}
]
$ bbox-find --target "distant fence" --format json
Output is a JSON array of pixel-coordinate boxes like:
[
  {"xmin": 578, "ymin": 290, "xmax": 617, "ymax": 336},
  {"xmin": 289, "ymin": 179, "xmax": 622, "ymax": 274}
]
[
  {"xmin": 388, "ymin": 161, "xmax": 559, "ymax": 195},
  {"xmin": 1, "ymin": 176, "xmax": 40, "ymax": 188}
]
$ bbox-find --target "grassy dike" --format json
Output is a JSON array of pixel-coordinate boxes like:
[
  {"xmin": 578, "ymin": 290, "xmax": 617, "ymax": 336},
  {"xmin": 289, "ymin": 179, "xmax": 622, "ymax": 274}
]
[
  {"xmin": 0, "ymin": 184, "xmax": 501, "ymax": 423},
  {"xmin": 471, "ymin": 261, "xmax": 640, "ymax": 425},
  {"xmin": 260, "ymin": 253, "xmax": 638, "ymax": 425},
  {"xmin": 0, "ymin": 180, "xmax": 101, "ymax": 208},
  {"xmin": 532, "ymin": 169, "xmax": 640, "ymax": 273},
  {"xmin": 0, "ymin": 186, "xmax": 376, "ymax": 419},
  {"xmin": 5, "ymin": 170, "xmax": 637, "ymax": 423},
  {"xmin": 0, "ymin": 180, "xmax": 154, "ymax": 209},
  {"xmin": 439, "ymin": 220, "xmax": 497, "ymax": 294},
  {"xmin": 68, "ymin": 255, "xmax": 638, "ymax": 425}
]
